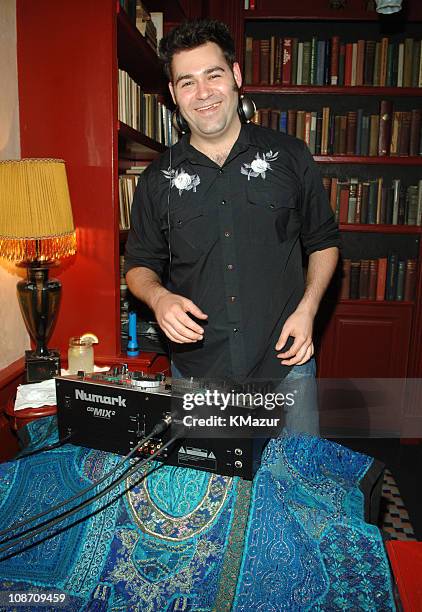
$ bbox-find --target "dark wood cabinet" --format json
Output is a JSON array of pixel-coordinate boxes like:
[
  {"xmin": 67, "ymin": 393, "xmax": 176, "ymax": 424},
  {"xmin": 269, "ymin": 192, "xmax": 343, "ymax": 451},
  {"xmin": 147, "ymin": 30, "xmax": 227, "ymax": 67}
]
[{"xmin": 317, "ymin": 302, "xmax": 413, "ymax": 377}]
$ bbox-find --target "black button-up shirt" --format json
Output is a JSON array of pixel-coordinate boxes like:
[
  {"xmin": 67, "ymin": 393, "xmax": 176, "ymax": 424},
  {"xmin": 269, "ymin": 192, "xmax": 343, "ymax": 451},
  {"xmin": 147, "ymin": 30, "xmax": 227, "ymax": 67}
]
[{"xmin": 125, "ymin": 123, "xmax": 340, "ymax": 381}]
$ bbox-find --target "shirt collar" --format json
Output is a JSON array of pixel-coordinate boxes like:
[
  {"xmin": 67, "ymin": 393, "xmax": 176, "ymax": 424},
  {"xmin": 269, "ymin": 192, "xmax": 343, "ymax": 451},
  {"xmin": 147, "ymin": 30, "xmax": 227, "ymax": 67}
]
[{"xmin": 169, "ymin": 123, "xmax": 253, "ymax": 168}]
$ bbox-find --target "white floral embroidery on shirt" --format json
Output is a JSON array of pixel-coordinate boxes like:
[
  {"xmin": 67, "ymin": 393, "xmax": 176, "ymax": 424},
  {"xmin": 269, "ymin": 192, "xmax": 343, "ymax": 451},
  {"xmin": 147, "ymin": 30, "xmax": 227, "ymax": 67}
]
[
  {"xmin": 241, "ymin": 150, "xmax": 279, "ymax": 180},
  {"xmin": 162, "ymin": 167, "xmax": 200, "ymax": 196}
]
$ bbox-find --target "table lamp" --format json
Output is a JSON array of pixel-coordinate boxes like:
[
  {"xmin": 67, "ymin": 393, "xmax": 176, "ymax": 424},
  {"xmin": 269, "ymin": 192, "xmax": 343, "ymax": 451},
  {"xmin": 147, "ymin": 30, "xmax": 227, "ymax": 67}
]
[{"xmin": 0, "ymin": 159, "xmax": 76, "ymax": 382}]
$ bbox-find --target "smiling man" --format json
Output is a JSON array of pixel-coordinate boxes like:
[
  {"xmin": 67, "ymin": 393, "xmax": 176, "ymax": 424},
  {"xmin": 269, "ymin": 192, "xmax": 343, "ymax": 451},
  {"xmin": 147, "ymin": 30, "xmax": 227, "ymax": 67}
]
[{"xmin": 124, "ymin": 20, "xmax": 340, "ymax": 424}]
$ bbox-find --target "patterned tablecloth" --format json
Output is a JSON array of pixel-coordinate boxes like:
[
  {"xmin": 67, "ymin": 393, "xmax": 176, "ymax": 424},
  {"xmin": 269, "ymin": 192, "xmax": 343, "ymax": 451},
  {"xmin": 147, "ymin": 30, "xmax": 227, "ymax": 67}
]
[{"xmin": 0, "ymin": 417, "xmax": 394, "ymax": 611}]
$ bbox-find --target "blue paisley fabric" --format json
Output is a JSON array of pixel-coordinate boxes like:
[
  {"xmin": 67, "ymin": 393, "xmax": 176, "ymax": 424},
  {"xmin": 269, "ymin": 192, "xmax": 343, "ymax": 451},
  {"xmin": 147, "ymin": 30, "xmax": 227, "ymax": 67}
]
[{"xmin": 0, "ymin": 417, "xmax": 394, "ymax": 611}]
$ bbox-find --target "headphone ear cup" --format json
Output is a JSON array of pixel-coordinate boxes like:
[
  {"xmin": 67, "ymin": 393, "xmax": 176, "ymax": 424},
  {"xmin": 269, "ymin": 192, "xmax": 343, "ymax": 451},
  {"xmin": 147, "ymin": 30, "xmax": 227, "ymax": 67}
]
[
  {"xmin": 238, "ymin": 95, "xmax": 256, "ymax": 123},
  {"xmin": 172, "ymin": 107, "xmax": 190, "ymax": 134}
]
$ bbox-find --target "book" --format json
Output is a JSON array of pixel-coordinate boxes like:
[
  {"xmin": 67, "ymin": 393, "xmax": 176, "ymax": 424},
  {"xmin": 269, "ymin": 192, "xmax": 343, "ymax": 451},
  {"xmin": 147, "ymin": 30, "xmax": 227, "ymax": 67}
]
[
  {"xmin": 406, "ymin": 185, "xmax": 419, "ymax": 225},
  {"xmin": 379, "ymin": 37, "xmax": 389, "ymax": 87},
  {"xmin": 369, "ymin": 114, "xmax": 380, "ymax": 156},
  {"xmin": 391, "ymin": 179, "xmax": 401, "ymax": 224},
  {"xmin": 330, "ymin": 36, "xmax": 340, "ymax": 85},
  {"xmin": 345, "ymin": 43, "xmax": 353, "ymax": 86},
  {"xmin": 270, "ymin": 36, "xmax": 276, "ymax": 85},
  {"xmin": 361, "ymin": 181, "xmax": 370, "ymax": 224},
  {"xmin": 297, "ymin": 42, "xmax": 304, "ymax": 85},
  {"xmin": 404, "ymin": 259, "xmax": 417, "ymax": 300},
  {"xmin": 302, "ymin": 41, "xmax": 312, "ymax": 85},
  {"xmin": 409, "ymin": 109, "xmax": 422, "ymax": 156},
  {"xmin": 274, "ymin": 37, "xmax": 283, "ymax": 84},
  {"xmin": 290, "ymin": 38, "xmax": 298, "ymax": 86},
  {"xmin": 367, "ymin": 179, "xmax": 378, "ymax": 224},
  {"xmin": 244, "ymin": 37, "xmax": 253, "ymax": 84},
  {"xmin": 348, "ymin": 178, "xmax": 358, "ymax": 223},
  {"xmin": 397, "ymin": 42, "xmax": 404, "ymax": 87},
  {"xmin": 378, "ymin": 100, "xmax": 393, "ymax": 156},
  {"xmin": 282, "ymin": 38, "xmax": 293, "ymax": 85},
  {"xmin": 346, "ymin": 111, "xmax": 357, "ymax": 155},
  {"xmin": 359, "ymin": 259, "xmax": 370, "ymax": 299},
  {"xmin": 376, "ymin": 258, "xmax": 388, "ymax": 300},
  {"xmin": 341, "ymin": 259, "xmax": 351, "ymax": 299},
  {"xmin": 317, "ymin": 40, "xmax": 326, "ymax": 86},
  {"xmin": 364, "ymin": 40, "xmax": 376, "ymax": 85},
  {"xmin": 386, "ymin": 253, "xmax": 398, "ymax": 301},
  {"xmin": 403, "ymin": 38, "xmax": 414, "ymax": 88},
  {"xmin": 368, "ymin": 260, "xmax": 378, "ymax": 300},
  {"xmin": 356, "ymin": 39, "xmax": 365, "ymax": 86},
  {"xmin": 350, "ymin": 262, "xmax": 361, "ymax": 299},
  {"xmin": 395, "ymin": 260, "xmax": 406, "ymax": 301},
  {"xmin": 417, "ymin": 180, "xmax": 422, "ymax": 226},
  {"xmin": 398, "ymin": 111, "xmax": 411, "ymax": 156},
  {"xmin": 260, "ymin": 39, "xmax": 270, "ymax": 84},
  {"xmin": 310, "ymin": 37, "xmax": 318, "ymax": 85},
  {"xmin": 339, "ymin": 181, "xmax": 350, "ymax": 223},
  {"xmin": 252, "ymin": 39, "xmax": 260, "ymax": 84}
]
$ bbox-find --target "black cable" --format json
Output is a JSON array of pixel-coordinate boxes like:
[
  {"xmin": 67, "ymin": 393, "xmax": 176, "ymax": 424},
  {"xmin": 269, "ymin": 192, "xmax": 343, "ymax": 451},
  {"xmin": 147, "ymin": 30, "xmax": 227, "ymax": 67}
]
[
  {"xmin": 14, "ymin": 433, "xmax": 73, "ymax": 460},
  {"xmin": 0, "ymin": 417, "xmax": 171, "ymax": 538},
  {"xmin": 0, "ymin": 434, "xmax": 178, "ymax": 556}
]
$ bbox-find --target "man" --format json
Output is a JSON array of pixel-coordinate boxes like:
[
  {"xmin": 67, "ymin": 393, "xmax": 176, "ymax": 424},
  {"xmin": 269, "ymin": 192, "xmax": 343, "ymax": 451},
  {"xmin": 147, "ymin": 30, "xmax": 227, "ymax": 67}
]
[{"xmin": 125, "ymin": 20, "xmax": 339, "ymax": 401}]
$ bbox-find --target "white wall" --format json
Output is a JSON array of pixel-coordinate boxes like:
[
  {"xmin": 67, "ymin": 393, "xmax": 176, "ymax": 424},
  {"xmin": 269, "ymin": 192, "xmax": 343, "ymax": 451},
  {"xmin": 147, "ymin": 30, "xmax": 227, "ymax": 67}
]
[{"xmin": 0, "ymin": 0, "xmax": 30, "ymax": 369}]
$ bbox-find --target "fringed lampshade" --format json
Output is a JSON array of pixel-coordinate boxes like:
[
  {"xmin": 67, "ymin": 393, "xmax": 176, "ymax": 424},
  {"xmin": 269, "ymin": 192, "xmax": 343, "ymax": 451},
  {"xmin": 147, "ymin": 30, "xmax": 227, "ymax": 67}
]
[
  {"xmin": 0, "ymin": 159, "xmax": 77, "ymax": 382},
  {"xmin": 0, "ymin": 159, "xmax": 76, "ymax": 262}
]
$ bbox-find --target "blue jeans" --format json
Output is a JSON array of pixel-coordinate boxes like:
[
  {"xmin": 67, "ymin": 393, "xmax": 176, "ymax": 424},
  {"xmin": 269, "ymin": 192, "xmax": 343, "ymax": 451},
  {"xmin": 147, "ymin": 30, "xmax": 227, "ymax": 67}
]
[
  {"xmin": 278, "ymin": 358, "xmax": 319, "ymax": 436},
  {"xmin": 171, "ymin": 358, "xmax": 319, "ymax": 437}
]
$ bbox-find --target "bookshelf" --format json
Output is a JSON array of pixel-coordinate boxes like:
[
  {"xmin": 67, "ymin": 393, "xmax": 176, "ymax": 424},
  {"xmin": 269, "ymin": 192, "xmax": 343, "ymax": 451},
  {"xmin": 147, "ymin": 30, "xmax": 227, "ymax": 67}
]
[
  {"xmin": 15, "ymin": 0, "xmax": 197, "ymax": 370},
  {"xmin": 212, "ymin": 0, "xmax": 422, "ymax": 377}
]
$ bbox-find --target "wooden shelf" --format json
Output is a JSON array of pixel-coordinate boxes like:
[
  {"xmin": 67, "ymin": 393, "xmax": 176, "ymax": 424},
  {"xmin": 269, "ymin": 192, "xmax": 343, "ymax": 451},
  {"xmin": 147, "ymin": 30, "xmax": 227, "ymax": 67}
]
[
  {"xmin": 243, "ymin": 1, "xmax": 422, "ymax": 21},
  {"xmin": 338, "ymin": 299, "xmax": 415, "ymax": 306},
  {"xmin": 314, "ymin": 156, "xmax": 422, "ymax": 165},
  {"xmin": 117, "ymin": 6, "xmax": 165, "ymax": 92},
  {"xmin": 244, "ymin": 11, "xmax": 378, "ymax": 21},
  {"xmin": 118, "ymin": 121, "xmax": 166, "ymax": 159},
  {"xmin": 143, "ymin": 0, "xmax": 187, "ymax": 23},
  {"xmin": 339, "ymin": 224, "xmax": 422, "ymax": 234},
  {"xmin": 244, "ymin": 85, "xmax": 422, "ymax": 96}
]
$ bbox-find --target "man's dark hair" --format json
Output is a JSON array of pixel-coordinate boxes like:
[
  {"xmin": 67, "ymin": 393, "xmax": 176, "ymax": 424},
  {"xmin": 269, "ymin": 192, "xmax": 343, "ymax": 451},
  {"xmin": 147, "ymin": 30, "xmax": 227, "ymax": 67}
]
[{"xmin": 159, "ymin": 19, "xmax": 236, "ymax": 81}]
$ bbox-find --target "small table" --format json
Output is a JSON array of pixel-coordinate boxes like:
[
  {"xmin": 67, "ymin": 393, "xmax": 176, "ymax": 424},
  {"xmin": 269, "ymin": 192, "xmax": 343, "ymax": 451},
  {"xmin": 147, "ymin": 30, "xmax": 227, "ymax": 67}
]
[{"xmin": 5, "ymin": 398, "xmax": 57, "ymax": 431}]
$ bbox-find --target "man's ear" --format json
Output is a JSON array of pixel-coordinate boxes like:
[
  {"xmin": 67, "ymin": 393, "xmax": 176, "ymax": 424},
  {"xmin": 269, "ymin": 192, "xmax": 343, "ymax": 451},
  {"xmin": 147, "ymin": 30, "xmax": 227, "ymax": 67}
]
[
  {"xmin": 233, "ymin": 62, "xmax": 242, "ymax": 90},
  {"xmin": 169, "ymin": 81, "xmax": 177, "ymax": 105}
]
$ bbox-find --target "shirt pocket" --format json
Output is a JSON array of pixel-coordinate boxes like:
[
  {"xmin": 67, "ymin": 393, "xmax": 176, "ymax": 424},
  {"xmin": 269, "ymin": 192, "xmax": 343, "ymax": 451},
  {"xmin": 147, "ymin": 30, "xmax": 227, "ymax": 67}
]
[
  {"xmin": 247, "ymin": 187, "xmax": 298, "ymax": 245},
  {"xmin": 161, "ymin": 206, "xmax": 209, "ymax": 263}
]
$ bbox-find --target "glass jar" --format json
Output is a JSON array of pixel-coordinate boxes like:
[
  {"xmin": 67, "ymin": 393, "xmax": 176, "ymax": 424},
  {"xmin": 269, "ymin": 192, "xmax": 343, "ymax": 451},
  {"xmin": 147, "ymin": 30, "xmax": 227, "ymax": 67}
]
[{"xmin": 68, "ymin": 336, "xmax": 94, "ymax": 374}]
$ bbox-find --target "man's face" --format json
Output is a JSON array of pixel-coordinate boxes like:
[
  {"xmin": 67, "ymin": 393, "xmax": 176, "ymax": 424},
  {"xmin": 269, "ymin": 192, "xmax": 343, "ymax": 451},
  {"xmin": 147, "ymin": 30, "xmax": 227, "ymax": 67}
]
[{"xmin": 169, "ymin": 42, "xmax": 242, "ymax": 140}]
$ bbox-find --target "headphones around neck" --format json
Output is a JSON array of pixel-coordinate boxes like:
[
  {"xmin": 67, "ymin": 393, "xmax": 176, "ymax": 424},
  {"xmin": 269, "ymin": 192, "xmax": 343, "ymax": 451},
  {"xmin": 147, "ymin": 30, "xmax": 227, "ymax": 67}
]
[{"xmin": 173, "ymin": 94, "xmax": 256, "ymax": 134}]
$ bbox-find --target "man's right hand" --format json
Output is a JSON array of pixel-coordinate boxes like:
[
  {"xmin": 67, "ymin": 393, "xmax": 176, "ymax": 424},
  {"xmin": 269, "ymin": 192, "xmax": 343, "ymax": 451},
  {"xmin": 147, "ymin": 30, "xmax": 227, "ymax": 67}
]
[{"xmin": 152, "ymin": 291, "xmax": 208, "ymax": 344}]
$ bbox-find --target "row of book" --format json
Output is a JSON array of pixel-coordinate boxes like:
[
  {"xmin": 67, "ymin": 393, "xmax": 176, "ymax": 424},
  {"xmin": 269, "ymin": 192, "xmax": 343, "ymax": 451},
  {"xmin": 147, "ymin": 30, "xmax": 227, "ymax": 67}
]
[
  {"xmin": 341, "ymin": 256, "xmax": 417, "ymax": 301},
  {"xmin": 118, "ymin": 166, "xmax": 147, "ymax": 230},
  {"xmin": 322, "ymin": 177, "xmax": 422, "ymax": 226},
  {"xmin": 244, "ymin": 36, "xmax": 422, "ymax": 88},
  {"xmin": 118, "ymin": 69, "xmax": 175, "ymax": 146},
  {"xmin": 243, "ymin": 0, "xmax": 256, "ymax": 8},
  {"xmin": 251, "ymin": 105, "xmax": 422, "ymax": 157},
  {"xmin": 119, "ymin": 0, "xmax": 162, "ymax": 53}
]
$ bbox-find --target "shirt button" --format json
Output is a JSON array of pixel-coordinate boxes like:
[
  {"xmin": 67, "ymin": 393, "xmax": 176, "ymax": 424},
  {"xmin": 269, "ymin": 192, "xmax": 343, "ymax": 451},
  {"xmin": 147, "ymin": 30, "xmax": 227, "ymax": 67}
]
[
  {"xmin": 227, "ymin": 264, "xmax": 233, "ymax": 270},
  {"xmin": 224, "ymin": 231, "xmax": 231, "ymax": 238},
  {"xmin": 219, "ymin": 169, "xmax": 224, "ymax": 174},
  {"xmin": 221, "ymin": 200, "xmax": 226, "ymax": 205},
  {"xmin": 233, "ymin": 328, "xmax": 239, "ymax": 333},
  {"xmin": 229, "ymin": 296, "xmax": 236, "ymax": 303}
]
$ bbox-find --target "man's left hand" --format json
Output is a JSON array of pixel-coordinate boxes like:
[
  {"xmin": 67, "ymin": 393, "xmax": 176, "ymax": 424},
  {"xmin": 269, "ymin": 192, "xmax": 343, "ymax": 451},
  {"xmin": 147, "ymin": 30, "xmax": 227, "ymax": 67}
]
[{"xmin": 275, "ymin": 309, "xmax": 314, "ymax": 366}]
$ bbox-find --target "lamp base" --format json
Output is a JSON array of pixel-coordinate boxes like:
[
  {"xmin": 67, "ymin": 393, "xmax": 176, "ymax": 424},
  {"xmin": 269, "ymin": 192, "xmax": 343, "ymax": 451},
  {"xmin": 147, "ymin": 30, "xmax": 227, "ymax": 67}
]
[{"xmin": 25, "ymin": 350, "xmax": 61, "ymax": 383}]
